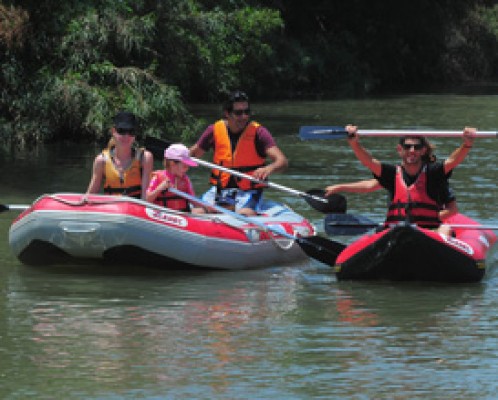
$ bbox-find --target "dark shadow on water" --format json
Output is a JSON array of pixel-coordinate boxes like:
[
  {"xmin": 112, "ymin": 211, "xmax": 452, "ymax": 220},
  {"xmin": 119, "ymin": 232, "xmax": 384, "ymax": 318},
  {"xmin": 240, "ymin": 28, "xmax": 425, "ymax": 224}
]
[{"xmin": 16, "ymin": 259, "xmax": 218, "ymax": 279}]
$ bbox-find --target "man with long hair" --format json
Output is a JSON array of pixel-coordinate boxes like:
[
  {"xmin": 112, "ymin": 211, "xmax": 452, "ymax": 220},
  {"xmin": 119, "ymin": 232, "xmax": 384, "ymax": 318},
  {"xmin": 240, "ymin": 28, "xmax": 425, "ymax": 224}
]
[{"xmin": 341, "ymin": 125, "xmax": 476, "ymax": 234}]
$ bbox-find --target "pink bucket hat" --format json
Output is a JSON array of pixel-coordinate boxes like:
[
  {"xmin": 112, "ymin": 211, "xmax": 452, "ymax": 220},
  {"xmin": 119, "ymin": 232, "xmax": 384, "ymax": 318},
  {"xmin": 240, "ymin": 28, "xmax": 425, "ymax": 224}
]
[{"xmin": 164, "ymin": 143, "xmax": 197, "ymax": 167}]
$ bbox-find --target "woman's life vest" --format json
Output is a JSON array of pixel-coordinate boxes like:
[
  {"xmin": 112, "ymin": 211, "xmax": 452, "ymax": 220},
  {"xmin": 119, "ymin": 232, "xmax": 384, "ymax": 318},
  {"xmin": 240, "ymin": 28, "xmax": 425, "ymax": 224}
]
[
  {"xmin": 209, "ymin": 120, "xmax": 267, "ymax": 190},
  {"xmin": 385, "ymin": 165, "xmax": 441, "ymax": 228},
  {"xmin": 102, "ymin": 147, "xmax": 143, "ymax": 198},
  {"xmin": 150, "ymin": 170, "xmax": 193, "ymax": 212}
]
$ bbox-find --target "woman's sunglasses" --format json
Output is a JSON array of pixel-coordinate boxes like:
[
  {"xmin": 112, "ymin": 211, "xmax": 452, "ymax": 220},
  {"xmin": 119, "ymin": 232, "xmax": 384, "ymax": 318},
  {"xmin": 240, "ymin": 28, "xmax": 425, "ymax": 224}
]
[{"xmin": 116, "ymin": 128, "xmax": 136, "ymax": 136}]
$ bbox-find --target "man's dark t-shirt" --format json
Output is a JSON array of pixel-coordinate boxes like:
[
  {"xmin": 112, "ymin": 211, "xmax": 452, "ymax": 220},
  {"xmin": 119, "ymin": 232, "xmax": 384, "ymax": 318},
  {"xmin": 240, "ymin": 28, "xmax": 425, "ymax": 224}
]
[{"xmin": 375, "ymin": 162, "xmax": 455, "ymax": 206}]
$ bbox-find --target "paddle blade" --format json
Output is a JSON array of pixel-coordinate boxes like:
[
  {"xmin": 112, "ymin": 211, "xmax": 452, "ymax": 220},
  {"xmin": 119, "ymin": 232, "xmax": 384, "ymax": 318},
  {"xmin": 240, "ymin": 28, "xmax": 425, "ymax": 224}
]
[
  {"xmin": 299, "ymin": 126, "xmax": 348, "ymax": 140},
  {"xmin": 144, "ymin": 136, "xmax": 173, "ymax": 160},
  {"xmin": 0, "ymin": 204, "xmax": 30, "ymax": 213},
  {"xmin": 324, "ymin": 213, "xmax": 379, "ymax": 236},
  {"xmin": 305, "ymin": 189, "xmax": 347, "ymax": 213},
  {"xmin": 297, "ymin": 236, "xmax": 346, "ymax": 265}
]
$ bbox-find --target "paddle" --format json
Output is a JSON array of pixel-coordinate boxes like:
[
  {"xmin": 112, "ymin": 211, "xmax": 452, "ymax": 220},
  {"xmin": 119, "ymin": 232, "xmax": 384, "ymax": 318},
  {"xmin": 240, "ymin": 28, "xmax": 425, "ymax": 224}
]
[
  {"xmin": 0, "ymin": 204, "xmax": 30, "ymax": 213},
  {"xmin": 168, "ymin": 187, "xmax": 346, "ymax": 265},
  {"xmin": 299, "ymin": 126, "xmax": 498, "ymax": 141},
  {"xmin": 324, "ymin": 213, "xmax": 379, "ymax": 235},
  {"xmin": 325, "ymin": 213, "xmax": 498, "ymax": 236},
  {"xmin": 144, "ymin": 135, "xmax": 346, "ymax": 214}
]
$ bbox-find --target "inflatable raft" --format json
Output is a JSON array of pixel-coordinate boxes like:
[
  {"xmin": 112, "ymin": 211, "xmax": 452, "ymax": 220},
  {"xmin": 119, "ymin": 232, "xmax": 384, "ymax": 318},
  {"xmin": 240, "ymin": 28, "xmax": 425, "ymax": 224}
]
[
  {"xmin": 334, "ymin": 214, "xmax": 497, "ymax": 282},
  {"xmin": 8, "ymin": 193, "xmax": 316, "ymax": 269}
]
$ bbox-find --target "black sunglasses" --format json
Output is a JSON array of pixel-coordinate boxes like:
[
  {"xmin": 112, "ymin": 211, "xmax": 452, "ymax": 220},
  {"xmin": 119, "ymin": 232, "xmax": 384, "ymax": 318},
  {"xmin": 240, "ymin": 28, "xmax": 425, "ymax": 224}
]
[
  {"xmin": 116, "ymin": 128, "xmax": 136, "ymax": 136},
  {"xmin": 231, "ymin": 108, "xmax": 251, "ymax": 116},
  {"xmin": 402, "ymin": 143, "xmax": 424, "ymax": 150}
]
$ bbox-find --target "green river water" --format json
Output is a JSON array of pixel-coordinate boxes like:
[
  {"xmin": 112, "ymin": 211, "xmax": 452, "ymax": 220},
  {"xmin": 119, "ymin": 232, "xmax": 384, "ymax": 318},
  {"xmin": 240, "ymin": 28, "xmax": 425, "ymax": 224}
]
[{"xmin": 1, "ymin": 94, "xmax": 497, "ymax": 399}]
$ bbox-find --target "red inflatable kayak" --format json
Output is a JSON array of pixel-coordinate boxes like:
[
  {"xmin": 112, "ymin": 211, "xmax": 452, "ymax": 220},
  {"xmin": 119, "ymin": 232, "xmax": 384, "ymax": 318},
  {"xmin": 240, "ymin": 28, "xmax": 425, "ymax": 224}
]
[{"xmin": 334, "ymin": 214, "xmax": 497, "ymax": 282}]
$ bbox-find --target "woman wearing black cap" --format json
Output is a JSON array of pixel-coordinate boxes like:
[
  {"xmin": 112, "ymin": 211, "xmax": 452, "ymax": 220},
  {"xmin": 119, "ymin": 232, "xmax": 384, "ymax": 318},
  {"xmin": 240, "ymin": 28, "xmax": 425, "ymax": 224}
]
[{"xmin": 86, "ymin": 111, "xmax": 153, "ymax": 199}]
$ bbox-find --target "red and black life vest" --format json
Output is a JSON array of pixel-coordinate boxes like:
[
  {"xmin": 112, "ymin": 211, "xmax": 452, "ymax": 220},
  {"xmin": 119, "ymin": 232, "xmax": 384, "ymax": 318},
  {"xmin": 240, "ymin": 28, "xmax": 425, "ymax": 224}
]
[
  {"xmin": 385, "ymin": 166, "xmax": 441, "ymax": 228},
  {"xmin": 150, "ymin": 170, "xmax": 191, "ymax": 212}
]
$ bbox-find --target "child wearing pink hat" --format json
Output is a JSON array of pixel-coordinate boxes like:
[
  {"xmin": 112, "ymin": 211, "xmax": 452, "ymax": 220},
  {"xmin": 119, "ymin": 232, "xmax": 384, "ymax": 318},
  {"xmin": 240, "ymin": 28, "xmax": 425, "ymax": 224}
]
[{"xmin": 146, "ymin": 144, "xmax": 204, "ymax": 213}]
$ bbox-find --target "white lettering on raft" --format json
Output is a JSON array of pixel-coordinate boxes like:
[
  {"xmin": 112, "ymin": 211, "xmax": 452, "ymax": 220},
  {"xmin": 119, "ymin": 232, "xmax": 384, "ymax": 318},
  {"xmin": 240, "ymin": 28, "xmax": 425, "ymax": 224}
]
[
  {"xmin": 440, "ymin": 234, "xmax": 474, "ymax": 255},
  {"xmin": 145, "ymin": 208, "xmax": 188, "ymax": 228}
]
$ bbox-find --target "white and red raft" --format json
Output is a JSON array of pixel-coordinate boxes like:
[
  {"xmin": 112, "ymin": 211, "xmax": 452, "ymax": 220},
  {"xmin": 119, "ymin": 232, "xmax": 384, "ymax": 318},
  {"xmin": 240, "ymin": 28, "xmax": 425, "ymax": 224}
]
[{"xmin": 8, "ymin": 193, "xmax": 316, "ymax": 270}]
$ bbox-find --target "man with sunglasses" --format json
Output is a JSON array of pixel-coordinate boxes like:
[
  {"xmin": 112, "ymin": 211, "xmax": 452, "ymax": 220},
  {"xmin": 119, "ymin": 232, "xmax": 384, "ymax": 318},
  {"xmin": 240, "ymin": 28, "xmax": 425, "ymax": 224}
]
[
  {"xmin": 190, "ymin": 90, "xmax": 288, "ymax": 215},
  {"xmin": 343, "ymin": 124, "xmax": 476, "ymax": 233},
  {"xmin": 86, "ymin": 111, "xmax": 153, "ymax": 199},
  {"xmin": 324, "ymin": 177, "xmax": 458, "ymax": 234}
]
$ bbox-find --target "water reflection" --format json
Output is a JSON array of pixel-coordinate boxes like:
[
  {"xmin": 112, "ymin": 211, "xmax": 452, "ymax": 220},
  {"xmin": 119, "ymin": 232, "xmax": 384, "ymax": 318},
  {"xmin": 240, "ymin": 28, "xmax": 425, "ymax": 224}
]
[
  {"xmin": 4, "ymin": 265, "xmax": 310, "ymax": 397},
  {"xmin": 3, "ymin": 248, "xmax": 498, "ymax": 398},
  {"xmin": 332, "ymin": 281, "xmax": 486, "ymax": 327},
  {"xmin": 290, "ymin": 277, "xmax": 497, "ymax": 398}
]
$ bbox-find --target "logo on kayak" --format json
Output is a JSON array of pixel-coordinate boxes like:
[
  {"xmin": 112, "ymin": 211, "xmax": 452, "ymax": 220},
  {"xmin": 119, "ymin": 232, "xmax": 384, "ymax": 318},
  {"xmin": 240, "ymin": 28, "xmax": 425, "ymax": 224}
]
[
  {"xmin": 440, "ymin": 234, "xmax": 474, "ymax": 255},
  {"xmin": 478, "ymin": 234, "xmax": 490, "ymax": 248},
  {"xmin": 145, "ymin": 208, "xmax": 188, "ymax": 228}
]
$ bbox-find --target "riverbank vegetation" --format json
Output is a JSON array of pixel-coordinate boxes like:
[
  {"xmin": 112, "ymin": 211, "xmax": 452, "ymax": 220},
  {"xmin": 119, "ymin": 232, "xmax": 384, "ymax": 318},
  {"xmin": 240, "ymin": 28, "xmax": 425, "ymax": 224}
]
[{"xmin": 2, "ymin": 0, "xmax": 498, "ymax": 146}]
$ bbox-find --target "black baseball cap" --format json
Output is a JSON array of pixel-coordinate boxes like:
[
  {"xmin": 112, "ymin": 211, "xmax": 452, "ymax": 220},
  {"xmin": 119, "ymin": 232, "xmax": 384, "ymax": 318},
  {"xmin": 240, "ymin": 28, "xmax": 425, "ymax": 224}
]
[{"xmin": 113, "ymin": 111, "xmax": 138, "ymax": 130}]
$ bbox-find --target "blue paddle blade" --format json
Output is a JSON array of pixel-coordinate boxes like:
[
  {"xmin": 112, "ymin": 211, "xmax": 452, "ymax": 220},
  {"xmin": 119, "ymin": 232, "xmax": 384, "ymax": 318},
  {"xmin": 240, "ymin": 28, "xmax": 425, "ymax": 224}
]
[
  {"xmin": 299, "ymin": 126, "xmax": 348, "ymax": 140},
  {"xmin": 324, "ymin": 213, "xmax": 379, "ymax": 236}
]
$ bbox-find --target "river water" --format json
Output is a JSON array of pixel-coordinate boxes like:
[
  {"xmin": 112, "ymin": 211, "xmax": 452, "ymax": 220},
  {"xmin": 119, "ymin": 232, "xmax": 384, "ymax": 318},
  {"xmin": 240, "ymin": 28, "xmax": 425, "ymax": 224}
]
[{"xmin": 1, "ymin": 94, "xmax": 498, "ymax": 399}]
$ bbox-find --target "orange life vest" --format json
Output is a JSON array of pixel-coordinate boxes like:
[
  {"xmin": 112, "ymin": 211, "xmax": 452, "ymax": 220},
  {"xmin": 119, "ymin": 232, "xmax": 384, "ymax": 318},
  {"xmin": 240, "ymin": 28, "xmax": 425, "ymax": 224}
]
[
  {"xmin": 209, "ymin": 120, "xmax": 266, "ymax": 190},
  {"xmin": 385, "ymin": 166, "xmax": 441, "ymax": 228},
  {"xmin": 102, "ymin": 147, "xmax": 143, "ymax": 198}
]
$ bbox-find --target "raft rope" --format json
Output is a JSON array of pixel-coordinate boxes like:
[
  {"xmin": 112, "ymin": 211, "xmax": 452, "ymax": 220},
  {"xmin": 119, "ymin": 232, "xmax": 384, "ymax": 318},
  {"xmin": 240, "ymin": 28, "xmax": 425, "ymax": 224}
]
[
  {"xmin": 48, "ymin": 193, "xmax": 131, "ymax": 207},
  {"xmin": 47, "ymin": 194, "xmax": 297, "ymax": 250},
  {"xmin": 211, "ymin": 214, "xmax": 296, "ymax": 250},
  {"xmin": 268, "ymin": 231, "xmax": 295, "ymax": 250}
]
